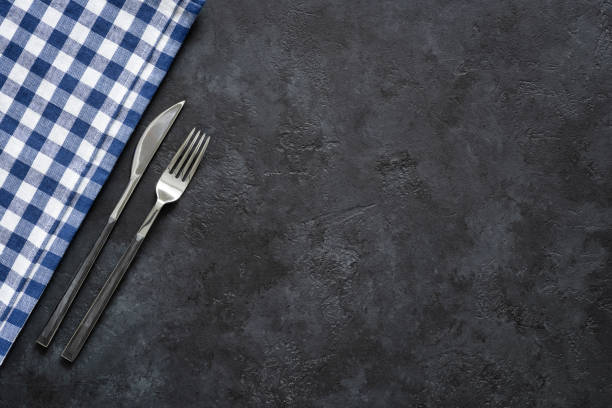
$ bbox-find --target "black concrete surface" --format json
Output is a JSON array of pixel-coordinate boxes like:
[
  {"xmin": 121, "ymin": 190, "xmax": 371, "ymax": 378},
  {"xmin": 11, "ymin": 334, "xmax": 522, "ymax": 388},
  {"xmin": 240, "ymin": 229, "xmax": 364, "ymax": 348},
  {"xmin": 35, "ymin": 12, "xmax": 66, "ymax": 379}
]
[{"xmin": 2, "ymin": 0, "xmax": 612, "ymax": 406}]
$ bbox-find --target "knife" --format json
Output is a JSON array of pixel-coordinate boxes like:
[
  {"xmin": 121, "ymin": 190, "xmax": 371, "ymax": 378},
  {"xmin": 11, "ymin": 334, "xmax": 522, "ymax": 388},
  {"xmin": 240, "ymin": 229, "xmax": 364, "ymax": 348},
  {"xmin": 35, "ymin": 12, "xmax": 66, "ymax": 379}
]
[{"xmin": 36, "ymin": 101, "xmax": 185, "ymax": 348}]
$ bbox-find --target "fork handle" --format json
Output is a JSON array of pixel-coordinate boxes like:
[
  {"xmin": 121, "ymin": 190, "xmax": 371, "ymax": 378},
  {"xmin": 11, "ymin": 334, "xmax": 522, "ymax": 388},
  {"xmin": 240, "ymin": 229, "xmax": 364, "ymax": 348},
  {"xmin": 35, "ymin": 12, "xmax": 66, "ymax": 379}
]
[{"xmin": 62, "ymin": 201, "xmax": 164, "ymax": 362}]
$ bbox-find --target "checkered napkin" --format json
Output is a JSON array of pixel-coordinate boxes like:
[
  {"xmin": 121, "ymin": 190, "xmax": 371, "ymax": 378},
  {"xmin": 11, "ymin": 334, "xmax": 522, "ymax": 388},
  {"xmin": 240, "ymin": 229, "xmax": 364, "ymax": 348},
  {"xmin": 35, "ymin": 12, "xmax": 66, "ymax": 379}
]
[{"xmin": 0, "ymin": 0, "xmax": 204, "ymax": 364}]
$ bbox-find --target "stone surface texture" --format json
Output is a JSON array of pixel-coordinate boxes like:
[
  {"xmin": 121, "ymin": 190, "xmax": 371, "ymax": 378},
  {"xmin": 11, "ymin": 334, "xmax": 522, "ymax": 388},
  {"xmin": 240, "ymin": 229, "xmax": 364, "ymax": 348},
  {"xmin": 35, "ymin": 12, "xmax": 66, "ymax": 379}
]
[{"xmin": 1, "ymin": 0, "xmax": 612, "ymax": 407}]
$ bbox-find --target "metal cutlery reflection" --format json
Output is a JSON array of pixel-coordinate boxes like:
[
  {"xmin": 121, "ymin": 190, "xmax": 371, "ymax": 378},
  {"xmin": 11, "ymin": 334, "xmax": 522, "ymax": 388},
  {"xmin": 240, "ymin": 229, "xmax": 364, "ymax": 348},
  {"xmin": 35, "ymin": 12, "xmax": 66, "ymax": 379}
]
[
  {"xmin": 37, "ymin": 101, "xmax": 184, "ymax": 348},
  {"xmin": 62, "ymin": 129, "xmax": 211, "ymax": 362}
]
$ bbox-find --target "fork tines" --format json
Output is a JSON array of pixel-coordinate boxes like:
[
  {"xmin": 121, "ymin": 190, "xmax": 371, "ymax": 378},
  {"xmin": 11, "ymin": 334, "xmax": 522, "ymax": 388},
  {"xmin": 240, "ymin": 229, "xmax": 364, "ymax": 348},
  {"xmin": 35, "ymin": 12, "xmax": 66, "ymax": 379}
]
[{"xmin": 168, "ymin": 128, "xmax": 211, "ymax": 181}]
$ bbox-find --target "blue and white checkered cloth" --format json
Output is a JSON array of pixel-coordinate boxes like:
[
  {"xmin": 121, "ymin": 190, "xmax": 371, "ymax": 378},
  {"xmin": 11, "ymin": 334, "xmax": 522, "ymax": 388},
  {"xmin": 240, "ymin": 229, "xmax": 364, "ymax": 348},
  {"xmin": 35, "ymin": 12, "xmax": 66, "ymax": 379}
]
[{"xmin": 0, "ymin": 0, "xmax": 204, "ymax": 364}]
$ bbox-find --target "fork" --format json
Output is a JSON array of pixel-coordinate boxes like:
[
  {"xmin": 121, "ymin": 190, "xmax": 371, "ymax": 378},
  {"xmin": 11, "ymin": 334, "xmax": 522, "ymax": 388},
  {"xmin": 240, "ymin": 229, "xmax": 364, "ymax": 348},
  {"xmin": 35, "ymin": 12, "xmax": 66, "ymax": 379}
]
[{"xmin": 62, "ymin": 128, "xmax": 211, "ymax": 362}]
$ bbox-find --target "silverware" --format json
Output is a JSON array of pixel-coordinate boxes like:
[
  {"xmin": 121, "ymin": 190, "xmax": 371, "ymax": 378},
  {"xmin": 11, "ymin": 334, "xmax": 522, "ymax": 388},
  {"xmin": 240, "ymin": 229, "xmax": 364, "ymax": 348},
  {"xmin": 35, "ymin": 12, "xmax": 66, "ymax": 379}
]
[
  {"xmin": 36, "ymin": 101, "xmax": 185, "ymax": 348},
  {"xmin": 62, "ymin": 129, "xmax": 211, "ymax": 362}
]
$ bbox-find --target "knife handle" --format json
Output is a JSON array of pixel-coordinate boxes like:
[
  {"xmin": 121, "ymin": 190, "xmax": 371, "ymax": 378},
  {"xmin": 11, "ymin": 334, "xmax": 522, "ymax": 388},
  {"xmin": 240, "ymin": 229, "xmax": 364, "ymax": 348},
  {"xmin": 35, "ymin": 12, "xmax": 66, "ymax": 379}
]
[
  {"xmin": 62, "ymin": 201, "xmax": 163, "ymax": 362},
  {"xmin": 36, "ymin": 218, "xmax": 117, "ymax": 348}
]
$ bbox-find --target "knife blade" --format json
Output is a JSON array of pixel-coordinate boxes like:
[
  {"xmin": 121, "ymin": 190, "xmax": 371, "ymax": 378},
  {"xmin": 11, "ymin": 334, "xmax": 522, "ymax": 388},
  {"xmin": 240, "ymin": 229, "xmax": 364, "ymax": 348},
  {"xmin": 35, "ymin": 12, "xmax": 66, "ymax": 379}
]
[{"xmin": 36, "ymin": 101, "xmax": 184, "ymax": 348}]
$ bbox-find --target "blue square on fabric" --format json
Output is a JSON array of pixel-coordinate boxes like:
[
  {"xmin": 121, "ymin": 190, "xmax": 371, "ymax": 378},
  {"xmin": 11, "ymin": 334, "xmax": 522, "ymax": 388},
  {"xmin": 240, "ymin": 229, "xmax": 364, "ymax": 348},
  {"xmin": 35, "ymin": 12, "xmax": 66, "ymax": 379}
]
[
  {"xmin": 41, "ymin": 252, "xmax": 61, "ymax": 270},
  {"xmin": 42, "ymin": 103, "xmax": 62, "ymax": 122},
  {"xmin": 157, "ymin": 53, "xmax": 173, "ymax": 71},
  {"xmin": 7, "ymin": 233, "xmax": 27, "ymax": 253},
  {"xmin": 107, "ymin": 138, "xmax": 124, "ymax": 157},
  {"xmin": 0, "ymin": 339, "xmax": 10, "ymax": 357},
  {"xmin": 186, "ymin": 2, "xmax": 200, "ymax": 13},
  {"xmin": 120, "ymin": 32, "xmax": 139, "ymax": 52},
  {"xmin": 64, "ymin": 1, "xmax": 84, "ymax": 21},
  {"xmin": 136, "ymin": 3, "xmax": 156, "ymax": 24},
  {"xmin": 7, "ymin": 309, "xmax": 27, "ymax": 327},
  {"xmin": 86, "ymin": 89, "xmax": 106, "ymax": 109},
  {"xmin": 0, "ymin": 2, "xmax": 10, "ymax": 17},
  {"xmin": 102, "ymin": 61, "xmax": 122, "ymax": 81},
  {"xmin": 75, "ymin": 46, "xmax": 95, "ymax": 66},
  {"xmin": 55, "ymin": 147, "xmax": 74, "ymax": 166},
  {"xmin": 30, "ymin": 58, "xmax": 52, "ymax": 78},
  {"xmin": 19, "ymin": 13, "xmax": 40, "ymax": 33},
  {"xmin": 48, "ymin": 29, "xmax": 68, "ymax": 50},
  {"xmin": 171, "ymin": 25, "xmax": 189, "ymax": 42},
  {"xmin": 39, "ymin": 176, "xmax": 58, "ymax": 196},
  {"xmin": 0, "ymin": 73, "xmax": 6, "ymax": 88},
  {"xmin": 74, "ymin": 195, "xmax": 93, "ymax": 213},
  {"xmin": 24, "ymin": 279, "xmax": 45, "ymax": 299},
  {"xmin": 58, "ymin": 74, "xmax": 78, "ymax": 93},
  {"xmin": 107, "ymin": 0, "xmax": 126, "ymax": 9},
  {"xmin": 23, "ymin": 205, "xmax": 43, "ymax": 224},
  {"xmin": 14, "ymin": 87, "xmax": 35, "ymax": 106},
  {"xmin": 0, "ymin": 264, "xmax": 9, "ymax": 281},
  {"xmin": 0, "ymin": 188, "xmax": 13, "ymax": 208},
  {"xmin": 58, "ymin": 223, "xmax": 77, "ymax": 241},
  {"xmin": 141, "ymin": 82, "xmax": 156, "ymax": 99},
  {"xmin": 3, "ymin": 42, "xmax": 22, "ymax": 62},
  {"xmin": 25, "ymin": 132, "xmax": 45, "ymax": 151},
  {"xmin": 0, "ymin": 115, "xmax": 19, "ymax": 134},
  {"xmin": 70, "ymin": 118, "xmax": 90, "ymax": 137},
  {"xmin": 124, "ymin": 110, "xmax": 139, "ymax": 128},
  {"xmin": 10, "ymin": 160, "xmax": 29, "ymax": 179},
  {"xmin": 91, "ymin": 16, "xmax": 112, "ymax": 38},
  {"xmin": 91, "ymin": 167, "xmax": 109, "ymax": 185}
]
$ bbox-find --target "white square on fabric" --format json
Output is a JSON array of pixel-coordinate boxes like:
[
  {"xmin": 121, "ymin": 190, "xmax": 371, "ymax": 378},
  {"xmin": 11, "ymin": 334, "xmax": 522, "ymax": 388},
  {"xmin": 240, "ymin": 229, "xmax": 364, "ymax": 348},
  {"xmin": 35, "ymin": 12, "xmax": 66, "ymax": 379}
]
[
  {"xmin": 0, "ymin": 284, "xmax": 14, "ymax": 306},
  {"xmin": 84, "ymin": 1, "xmax": 105, "ymax": 15},
  {"xmin": 0, "ymin": 18, "xmax": 19, "ymax": 41},
  {"xmin": 29, "ymin": 225, "xmax": 47, "ymax": 248},
  {"xmin": 32, "ymin": 152, "xmax": 53, "ymax": 175},
  {"xmin": 64, "ymin": 94, "xmax": 85, "ymax": 117},
  {"xmin": 48, "ymin": 124, "xmax": 69, "ymax": 146},
  {"xmin": 21, "ymin": 108, "xmax": 42, "ymax": 130},
  {"xmin": 140, "ymin": 62, "xmax": 154, "ymax": 79},
  {"xmin": 41, "ymin": 5, "xmax": 63, "ymax": 29},
  {"xmin": 125, "ymin": 53, "xmax": 145, "ymax": 76},
  {"xmin": 98, "ymin": 38, "xmax": 119, "ymax": 61},
  {"xmin": 1, "ymin": 210, "xmax": 21, "ymax": 232},
  {"xmin": 81, "ymin": 66, "xmax": 101, "ymax": 89},
  {"xmin": 75, "ymin": 139, "xmax": 96, "ymax": 161},
  {"xmin": 69, "ymin": 22, "xmax": 90, "ymax": 45},
  {"xmin": 9, "ymin": 63, "xmax": 29, "ymax": 85},
  {"xmin": 114, "ymin": 9, "xmax": 135, "ymax": 32},
  {"xmin": 59, "ymin": 168, "xmax": 80, "ymax": 190},
  {"xmin": 91, "ymin": 110, "xmax": 111, "ymax": 133},
  {"xmin": 109, "ymin": 119, "xmax": 122, "ymax": 137},
  {"xmin": 3, "ymin": 138, "xmax": 24, "ymax": 160},
  {"xmin": 13, "ymin": 0, "xmax": 34, "ymax": 12},
  {"xmin": 124, "ymin": 90, "xmax": 138, "ymax": 109},
  {"xmin": 0, "ymin": 91, "xmax": 12, "ymax": 113},
  {"xmin": 44, "ymin": 197, "xmax": 63, "ymax": 219},
  {"xmin": 142, "ymin": 25, "xmax": 161, "ymax": 47},
  {"xmin": 37, "ymin": 78, "xmax": 57, "ymax": 102},
  {"xmin": 12, "ymin": 254, "xmax": 30, "ymax": 277},
  {"xmin": 158, "ymin": 1, "xmax": 174, "ymax": 18},
  {"xmin": 108, "ymin": 81, "xmax": 128, "ymax": 105},
  {"xmin": 15, "ymin": 182, "xmax": 37, "ymax": 204},
  {"xmin": 156, "ymin": 34, "xmax": 170, "ymax": 52},
  {"xmin": 24, "ymin": 35, "xmax": 46, "ymax": 58},
  {"xmin": 92, "ymin": 148, "xmax": 106, "ymax": 166},
  {"xmin": 52, "ymin": 51, "xmax": 74, "ymax": 72},
  {"xmin": 0, "ymin": 167, "xmax": 8, "ymax": 186}
]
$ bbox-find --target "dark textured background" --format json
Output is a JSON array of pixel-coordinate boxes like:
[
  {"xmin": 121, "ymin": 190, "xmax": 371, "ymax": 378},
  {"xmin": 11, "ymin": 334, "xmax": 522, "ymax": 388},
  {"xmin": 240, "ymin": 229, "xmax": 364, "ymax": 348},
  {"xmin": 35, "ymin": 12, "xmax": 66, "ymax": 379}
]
[{"xmin": 1, "ymin": 0, "xmax": 612, "ymax": 406}]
